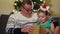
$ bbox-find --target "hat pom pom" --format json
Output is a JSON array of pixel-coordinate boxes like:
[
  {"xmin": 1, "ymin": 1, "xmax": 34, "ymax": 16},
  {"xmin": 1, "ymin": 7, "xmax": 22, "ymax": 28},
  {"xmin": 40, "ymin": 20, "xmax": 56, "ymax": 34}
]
[{"xmin": 42, "ymin": 3, "xmax": 47, "ymax": 8}]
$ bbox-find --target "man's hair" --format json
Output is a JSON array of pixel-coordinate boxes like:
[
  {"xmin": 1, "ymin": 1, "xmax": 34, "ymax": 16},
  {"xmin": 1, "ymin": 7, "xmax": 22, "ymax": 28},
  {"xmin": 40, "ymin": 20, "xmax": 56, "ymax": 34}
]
[{"xmin": 20, "ymin": 0, "xmax": 32, "ymax": 7}]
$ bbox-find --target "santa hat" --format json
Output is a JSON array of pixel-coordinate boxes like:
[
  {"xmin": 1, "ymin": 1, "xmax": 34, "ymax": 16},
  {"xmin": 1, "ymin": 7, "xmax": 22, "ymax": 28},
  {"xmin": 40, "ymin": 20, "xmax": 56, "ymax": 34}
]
[{"xmin": 40, "ymin": 3, "xmax": 49, "ymax": 12}]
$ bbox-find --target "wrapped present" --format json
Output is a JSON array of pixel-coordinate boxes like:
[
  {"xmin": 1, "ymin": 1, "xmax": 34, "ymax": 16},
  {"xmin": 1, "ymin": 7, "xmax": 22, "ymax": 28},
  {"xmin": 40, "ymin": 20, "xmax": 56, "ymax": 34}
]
[
  {"xmin": 39, "ymin": 26, "xmax": 46, "ymax": 34},
  {"xmin": 32, "ymin": 24, "xmax": 46, "ymax": 34},
  {"xmin": 32, "ymin": 24, "xmax": 39, "ymax": 34}
]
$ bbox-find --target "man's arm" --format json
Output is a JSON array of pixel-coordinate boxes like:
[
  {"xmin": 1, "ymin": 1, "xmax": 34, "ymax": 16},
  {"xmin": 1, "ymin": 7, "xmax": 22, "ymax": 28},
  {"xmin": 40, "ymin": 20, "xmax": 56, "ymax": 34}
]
[
  {"xmin": 5, "ymin": 15, "xmax": 16, "ymax": 34},
  {"xmin": 5, "ymin": 15, "xmax": 28, "ymax": 34}
]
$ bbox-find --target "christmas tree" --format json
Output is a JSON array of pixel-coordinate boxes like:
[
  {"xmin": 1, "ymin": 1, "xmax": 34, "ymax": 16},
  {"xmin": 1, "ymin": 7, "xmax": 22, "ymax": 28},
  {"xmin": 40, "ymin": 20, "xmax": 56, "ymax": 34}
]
[{"xmin": 13, "ymin": 0, "xmax": 49, "ymax": 13}]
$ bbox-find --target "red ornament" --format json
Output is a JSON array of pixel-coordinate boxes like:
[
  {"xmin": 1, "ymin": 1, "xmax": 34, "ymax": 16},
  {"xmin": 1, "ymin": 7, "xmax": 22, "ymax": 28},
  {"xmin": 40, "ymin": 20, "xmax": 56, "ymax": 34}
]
[{"xmin": 42, "ymin": 3, "xmax": 47, "ymax": 8}]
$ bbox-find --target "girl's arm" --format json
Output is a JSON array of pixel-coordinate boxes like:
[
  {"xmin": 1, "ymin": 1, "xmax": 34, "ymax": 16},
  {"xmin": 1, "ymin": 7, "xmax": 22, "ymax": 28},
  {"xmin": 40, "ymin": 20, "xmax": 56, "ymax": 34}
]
[
  {"xmin": 44, "ymin": 22, "xmax": 55, "ymax": 34},
  {"xmin": 43, "ymin": 28, "xmax": 52, "ymax": 34},
  {"xmin": 50, "ymin": 22, "xmax": 55, "ymax": 34}
]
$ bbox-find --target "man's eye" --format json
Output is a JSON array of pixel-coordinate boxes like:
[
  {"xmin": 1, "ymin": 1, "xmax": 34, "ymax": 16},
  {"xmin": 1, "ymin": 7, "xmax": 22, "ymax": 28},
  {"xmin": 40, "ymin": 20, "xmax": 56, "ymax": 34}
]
[{"xmin": 29, "ymin": 9, "xmax": 32, "ymax": 11}]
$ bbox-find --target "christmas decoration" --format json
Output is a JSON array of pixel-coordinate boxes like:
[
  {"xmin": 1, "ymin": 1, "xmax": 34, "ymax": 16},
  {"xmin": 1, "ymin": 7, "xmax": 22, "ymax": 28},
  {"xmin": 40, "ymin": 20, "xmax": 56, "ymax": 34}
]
[
  {"xmin": 13, "ymin": 0, "xmax": 49, "ymax": 13},
  {"xmin": 14, "ymin": 0, "xmax": 22, "ymax": 11},
  {"xmin": 40, "ymin": 3, "xmax": 49, "ymax": 12}
]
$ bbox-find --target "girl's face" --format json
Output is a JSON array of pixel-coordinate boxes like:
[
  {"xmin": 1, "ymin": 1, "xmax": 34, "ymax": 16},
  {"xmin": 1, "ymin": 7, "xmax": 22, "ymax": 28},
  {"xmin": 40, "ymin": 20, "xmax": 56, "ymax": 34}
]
[{"xmin": 38, "ymin": 12, "xmax": 47, "ymax": 23}]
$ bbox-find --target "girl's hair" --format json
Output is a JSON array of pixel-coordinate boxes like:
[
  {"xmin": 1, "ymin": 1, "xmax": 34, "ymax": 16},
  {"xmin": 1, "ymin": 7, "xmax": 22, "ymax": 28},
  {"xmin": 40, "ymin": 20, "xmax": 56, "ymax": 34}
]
[{"xmin": 37, "ymin": 9, "xmax": 50, "ymax": 16}]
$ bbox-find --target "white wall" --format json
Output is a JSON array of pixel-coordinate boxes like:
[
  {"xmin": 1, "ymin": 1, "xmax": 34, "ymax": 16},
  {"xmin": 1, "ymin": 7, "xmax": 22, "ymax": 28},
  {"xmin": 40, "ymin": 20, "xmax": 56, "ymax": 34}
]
[
  {"xmin": 50, "ymin": 0, "xmax": 60, "ymax": 16},
  {"xmin": 0, "ymin": 0, "xmax": 60, "ymax": 16},
  {"xmin": 0, "ymin": 0, "xmax": 15, "ymax": 15}
]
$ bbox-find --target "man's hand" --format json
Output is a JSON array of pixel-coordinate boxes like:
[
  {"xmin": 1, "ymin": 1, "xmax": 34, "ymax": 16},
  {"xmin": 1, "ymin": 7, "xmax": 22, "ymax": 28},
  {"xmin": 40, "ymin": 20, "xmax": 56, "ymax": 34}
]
[{"xmin": 21, "ymin": 25, "xmax": 34, "ymax": 34}]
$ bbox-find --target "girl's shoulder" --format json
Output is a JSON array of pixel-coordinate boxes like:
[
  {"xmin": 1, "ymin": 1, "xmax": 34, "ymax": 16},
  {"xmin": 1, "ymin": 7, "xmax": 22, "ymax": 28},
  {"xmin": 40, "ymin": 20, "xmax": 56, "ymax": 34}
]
[{"xmin": 36, "ymin": 20, "xmax": 40, "ymax": 26}]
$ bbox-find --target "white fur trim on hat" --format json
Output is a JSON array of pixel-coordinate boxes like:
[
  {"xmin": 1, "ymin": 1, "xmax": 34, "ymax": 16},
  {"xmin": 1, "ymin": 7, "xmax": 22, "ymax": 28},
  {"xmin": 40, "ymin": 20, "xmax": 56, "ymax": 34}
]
[{"xmin": 40, "ymin": 6, "xmax": 49, "ymax": 12}]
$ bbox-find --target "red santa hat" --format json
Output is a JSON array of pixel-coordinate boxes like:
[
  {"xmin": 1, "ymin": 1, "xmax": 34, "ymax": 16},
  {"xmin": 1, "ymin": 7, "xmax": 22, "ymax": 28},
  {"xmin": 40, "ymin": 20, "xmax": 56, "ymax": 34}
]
[{"xmin": 40, "ymin": 3, "xmax": 49, "ymax": 12}]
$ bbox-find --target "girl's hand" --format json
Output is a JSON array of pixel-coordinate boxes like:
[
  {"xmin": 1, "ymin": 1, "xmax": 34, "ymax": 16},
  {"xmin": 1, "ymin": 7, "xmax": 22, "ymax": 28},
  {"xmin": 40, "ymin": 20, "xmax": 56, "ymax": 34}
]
[
  {"xmin": 44, "ymin": 28, "xmax": 50, "ymax": 32},
  {"xmin": 43, "ymin": 28, "xmax": 52, "ymax": 34}
]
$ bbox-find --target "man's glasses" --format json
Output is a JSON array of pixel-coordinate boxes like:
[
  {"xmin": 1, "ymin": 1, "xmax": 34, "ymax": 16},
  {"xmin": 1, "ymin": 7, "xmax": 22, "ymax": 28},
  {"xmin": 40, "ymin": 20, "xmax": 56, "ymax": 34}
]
[{"xmin": 22, "ymin": 6, "xmax": 33, "ymax": 12}]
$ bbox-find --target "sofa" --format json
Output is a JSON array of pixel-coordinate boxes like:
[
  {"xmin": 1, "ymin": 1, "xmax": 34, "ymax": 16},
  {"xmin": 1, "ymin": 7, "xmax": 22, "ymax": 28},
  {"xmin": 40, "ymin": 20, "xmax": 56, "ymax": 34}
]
[
  {"xmin": 0, "ymin": 15, "xmax": 60, "ymax": 34},
  {"xmin": 0, "ymin": 15, "xmax": 10, "ymax": 34}
]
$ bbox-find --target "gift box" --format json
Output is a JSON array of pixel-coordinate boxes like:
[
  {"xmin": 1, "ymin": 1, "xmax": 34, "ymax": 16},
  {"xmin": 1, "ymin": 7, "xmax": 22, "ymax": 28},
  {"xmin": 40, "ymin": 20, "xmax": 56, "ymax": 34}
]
[{"xmin": 32, "ymin": 24, "xmax": 46, "ymax": 34}]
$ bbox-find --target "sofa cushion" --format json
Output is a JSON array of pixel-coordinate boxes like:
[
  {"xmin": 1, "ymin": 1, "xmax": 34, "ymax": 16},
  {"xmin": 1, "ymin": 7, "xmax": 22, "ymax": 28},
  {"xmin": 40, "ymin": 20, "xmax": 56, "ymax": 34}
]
[{"xmin": 0, "ymin": 15, "xmax": 9, "ymax": 34}]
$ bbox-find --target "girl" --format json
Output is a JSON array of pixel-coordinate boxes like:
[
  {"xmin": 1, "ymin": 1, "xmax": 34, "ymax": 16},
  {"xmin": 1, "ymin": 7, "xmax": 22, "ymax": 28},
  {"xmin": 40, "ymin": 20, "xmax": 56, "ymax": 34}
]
[{"xmin": 36, "ymin": 4, "xmax": 55, "ymax": 34}]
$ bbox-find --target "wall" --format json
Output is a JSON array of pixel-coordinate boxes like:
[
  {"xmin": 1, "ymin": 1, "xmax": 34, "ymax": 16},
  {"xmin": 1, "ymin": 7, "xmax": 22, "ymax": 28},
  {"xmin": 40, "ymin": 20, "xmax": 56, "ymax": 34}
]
[
  {"xmin": 0, "ymin": 0, "xmax": 15, "ymax": 15},
  {"xmin": 50, "ymin": 0, "xmax": 60, "ymax": 17},
  {"xmin": 0, "ymin": 0, "xmax": 60, "ymax": 16}
]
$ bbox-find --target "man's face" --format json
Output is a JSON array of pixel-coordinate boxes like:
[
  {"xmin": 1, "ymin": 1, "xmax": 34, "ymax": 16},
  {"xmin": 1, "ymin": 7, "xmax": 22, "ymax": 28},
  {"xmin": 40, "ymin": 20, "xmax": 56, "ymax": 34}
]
[{"xmin": 22, "ymin": 4, "xmax": 32, "ymax": 14}]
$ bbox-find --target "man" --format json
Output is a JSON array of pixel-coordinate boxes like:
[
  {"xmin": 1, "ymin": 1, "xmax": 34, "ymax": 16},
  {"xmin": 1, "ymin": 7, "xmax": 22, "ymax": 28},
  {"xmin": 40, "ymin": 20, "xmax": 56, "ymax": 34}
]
[{"xmin": 6, "ymin": 0, "xmax": 38, "ymax": 34}]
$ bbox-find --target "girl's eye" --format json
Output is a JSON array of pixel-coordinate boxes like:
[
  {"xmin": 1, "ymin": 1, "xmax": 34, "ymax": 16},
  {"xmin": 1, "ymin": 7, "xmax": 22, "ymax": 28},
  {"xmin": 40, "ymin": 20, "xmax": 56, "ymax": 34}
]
[{"xmin": 39, "ymin": 16, "xmax": 45, "ymax": 18}]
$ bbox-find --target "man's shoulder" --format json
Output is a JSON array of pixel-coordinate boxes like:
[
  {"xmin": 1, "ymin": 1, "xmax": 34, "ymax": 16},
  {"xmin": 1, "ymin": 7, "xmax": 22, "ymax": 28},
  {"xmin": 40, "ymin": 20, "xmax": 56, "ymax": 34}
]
[
  {"xmin": 33, "ymin": 13, "xmax": 37, "ymax": 17},
  {"xmin": 9, "ymin": 12, "xmax": 21, "ymax": 18},
  {"xmin": 34, "ymin": 13, "xmax": 37, "ymax": 14},
  {"xmin": 33, "ymin": 13, "xmax": 38, "ymax": 20}
]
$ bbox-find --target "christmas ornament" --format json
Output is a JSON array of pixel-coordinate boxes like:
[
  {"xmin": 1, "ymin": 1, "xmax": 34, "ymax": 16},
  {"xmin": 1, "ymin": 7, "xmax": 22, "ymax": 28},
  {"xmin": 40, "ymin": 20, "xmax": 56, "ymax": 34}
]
[{"xmin": 13, "ymin": 0, "xmax": 49, "ymax": 13}]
